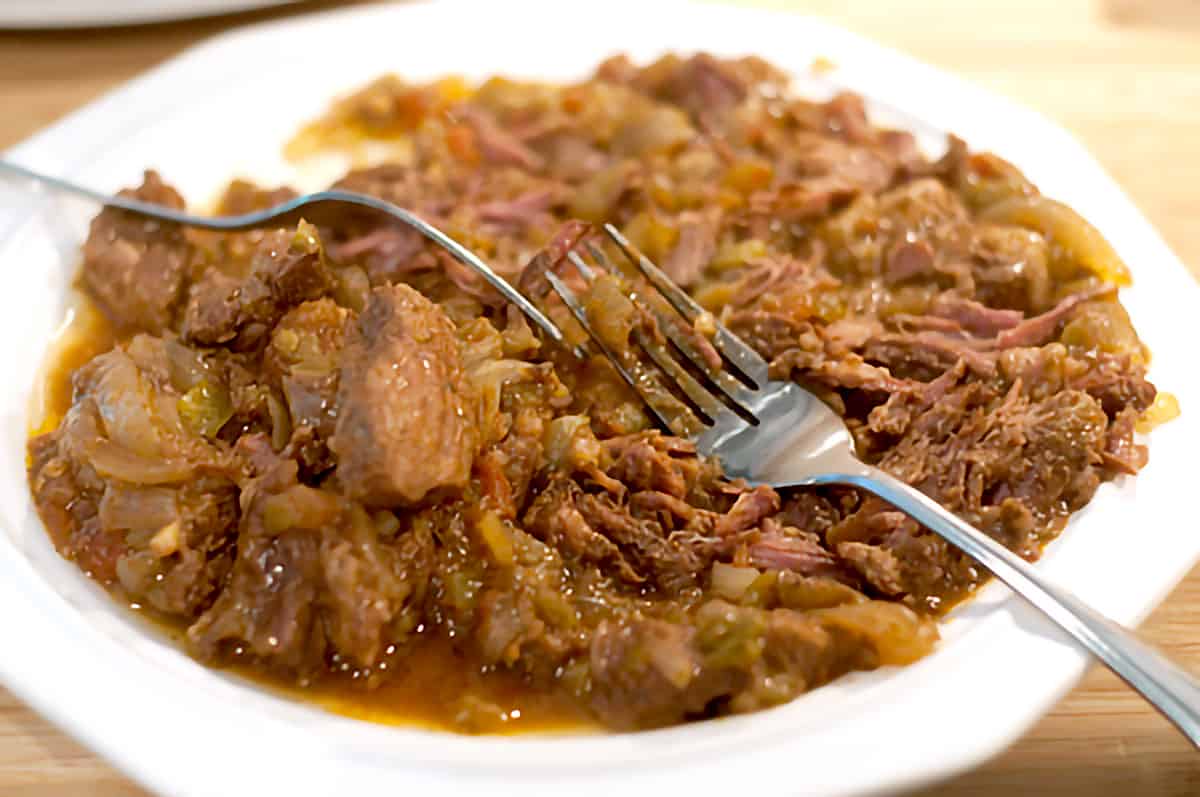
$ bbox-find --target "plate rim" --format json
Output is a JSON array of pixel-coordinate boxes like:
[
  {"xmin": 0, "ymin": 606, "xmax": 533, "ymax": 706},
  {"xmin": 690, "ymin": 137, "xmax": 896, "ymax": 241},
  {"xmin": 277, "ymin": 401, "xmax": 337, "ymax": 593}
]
[{"xmin": 0, "ymin": 0, "xmax": 294, "ymax": 29}]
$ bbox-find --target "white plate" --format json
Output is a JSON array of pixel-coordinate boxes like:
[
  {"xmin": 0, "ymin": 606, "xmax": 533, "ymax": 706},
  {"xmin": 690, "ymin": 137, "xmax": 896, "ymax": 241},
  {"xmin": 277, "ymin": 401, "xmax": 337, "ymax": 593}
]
[
  {"xmin": 1, "ymin": 2, "xmax": 1198, "ymax": 796},
  {"xmin": 0, "ymin": 0, "xmax": 292, "ymax": 28}
]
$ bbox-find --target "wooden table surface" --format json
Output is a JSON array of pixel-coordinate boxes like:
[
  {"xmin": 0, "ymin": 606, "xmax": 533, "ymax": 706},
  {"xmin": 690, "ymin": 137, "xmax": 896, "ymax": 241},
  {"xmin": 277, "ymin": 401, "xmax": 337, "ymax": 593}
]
[{"xmin": 1, "ymin": 0, "xmax": 1198, "ymax": 794}]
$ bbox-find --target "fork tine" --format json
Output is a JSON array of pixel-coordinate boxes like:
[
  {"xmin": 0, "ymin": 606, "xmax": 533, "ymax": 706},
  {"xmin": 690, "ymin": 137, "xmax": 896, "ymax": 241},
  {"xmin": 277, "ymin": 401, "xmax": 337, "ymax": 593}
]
[
  {"xmin": 576, "ymin": 249, "xmax": 759, "ymax": 417},
  {"xmin": 564, "ymin": 252, "xmax": 752, "ymax": 432},
  {"xmin": 603, "ymin": 223, "xmax": 770, "ymax": 387},
  {"xmin": 635, "ymin": 335, "xmax": 729, "ymax": 425},
  {"xmin": 566, "ymin": 250, "xmax": 597, "ymax": 281},
  {"xmin": 544, "ymin": 272, "xmax": 691, "ymax": 437},
  {"xmin": 583, "ymin": 241, "xmax": 612, "ymax": 269},
  {"xmin": 645, "ymin": 315, "xmax": 759, "ymax": 418}
]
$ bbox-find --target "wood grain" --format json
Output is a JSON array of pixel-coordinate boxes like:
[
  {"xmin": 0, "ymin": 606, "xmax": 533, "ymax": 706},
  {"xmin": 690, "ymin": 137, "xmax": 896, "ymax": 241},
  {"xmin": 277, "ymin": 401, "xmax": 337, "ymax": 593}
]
[{"xmin": 1, "ymin": 1, "xmax": 1198, "ymax": 794}]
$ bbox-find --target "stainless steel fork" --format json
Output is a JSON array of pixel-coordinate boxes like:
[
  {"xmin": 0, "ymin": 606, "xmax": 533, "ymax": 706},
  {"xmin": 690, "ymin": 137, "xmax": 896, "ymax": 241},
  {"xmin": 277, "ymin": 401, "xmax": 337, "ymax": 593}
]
[
  {"xmin": 0, "ymin": 159, "xmax": 572, "ymax": 352},
  {"xmin": 547, "ymin": 223, "xmax": 1200, "ymax": 749}
]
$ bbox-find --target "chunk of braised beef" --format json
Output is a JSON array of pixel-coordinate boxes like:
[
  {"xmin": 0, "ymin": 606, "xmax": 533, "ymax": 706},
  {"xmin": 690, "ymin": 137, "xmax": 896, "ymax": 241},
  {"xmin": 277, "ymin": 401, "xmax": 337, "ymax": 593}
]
[
  {"xmin": 80, "ymin": 171, "xmax": 194, "ymax": 334},
  {"xmin": 589, "ymin": 599, "xmax": 936, "ymax": 728},
  {"xmin": 182, "ymin": 222, "xmax": 334, "ymax": 349},
  {"xmin": 187, "ymin": 461, "xmax": 432, "ymax": 678},
  {"xmin": 588, "ymin": 618, "xmax": 713, "ymax": 728},
  {"xmin": 429, "ymin": 505, "xmax": 589, "ymax": 682},
  {"xmin": 188, "ymin": 528, "xmax": 326, "ymax": 677},
  {"xmin": 214, "ymin": 179, "xmax": 299, "ymax": 215},
  {"xmin": 1103, "ymin": 406, "xmax": 1149, "ymax": 475},
  {"xmin": 264, "ymin": 298, "xmax": 350, "ymax": 472},
  {"xmin": 331, "ymin": 284, "xmax": 480, "ymax": 506}
]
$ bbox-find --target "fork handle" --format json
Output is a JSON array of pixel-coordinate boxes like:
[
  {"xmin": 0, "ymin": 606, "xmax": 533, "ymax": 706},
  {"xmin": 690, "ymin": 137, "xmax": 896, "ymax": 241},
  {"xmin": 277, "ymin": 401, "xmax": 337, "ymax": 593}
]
[{"xmin": 811, "ymin": 464, "xmax": 1200, "ymax": 749}]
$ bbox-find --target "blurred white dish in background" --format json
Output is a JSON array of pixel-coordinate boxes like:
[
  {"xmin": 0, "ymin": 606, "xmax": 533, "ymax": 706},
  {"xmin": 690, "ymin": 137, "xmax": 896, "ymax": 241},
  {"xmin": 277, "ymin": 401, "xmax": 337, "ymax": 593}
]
[{"xmin": 0, "ymin": 0, "xmax": 292, "ymax": 28}]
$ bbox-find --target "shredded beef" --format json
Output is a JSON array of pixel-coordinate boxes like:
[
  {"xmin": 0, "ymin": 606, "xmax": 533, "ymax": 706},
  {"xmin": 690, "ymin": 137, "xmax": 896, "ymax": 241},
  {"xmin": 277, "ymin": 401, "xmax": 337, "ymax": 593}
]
[
  {"xmin": 930, "ymin": 293, "xmax": 1023, "ymax": 335},
  {"xmin": 661, "ymin": 210, "xmax": 718, "ymax": 287}
]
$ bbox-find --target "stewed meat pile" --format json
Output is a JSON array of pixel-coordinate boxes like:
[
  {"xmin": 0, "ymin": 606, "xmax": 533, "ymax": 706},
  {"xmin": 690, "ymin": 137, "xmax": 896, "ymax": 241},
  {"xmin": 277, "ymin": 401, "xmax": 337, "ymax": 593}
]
[{"xmin": 28, "ymin": 53, "xmax": 1163, "ymax": 731}]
